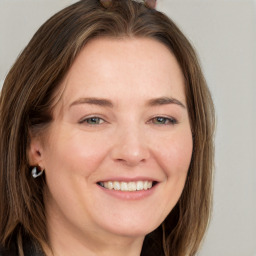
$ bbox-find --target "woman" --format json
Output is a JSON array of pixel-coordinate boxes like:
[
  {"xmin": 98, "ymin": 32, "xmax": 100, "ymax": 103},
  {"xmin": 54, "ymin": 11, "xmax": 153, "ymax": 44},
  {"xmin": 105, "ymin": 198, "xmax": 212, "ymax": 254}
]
[{"xmin": 0, "ymin": 0, "xmax": 215, "ymax": 255}]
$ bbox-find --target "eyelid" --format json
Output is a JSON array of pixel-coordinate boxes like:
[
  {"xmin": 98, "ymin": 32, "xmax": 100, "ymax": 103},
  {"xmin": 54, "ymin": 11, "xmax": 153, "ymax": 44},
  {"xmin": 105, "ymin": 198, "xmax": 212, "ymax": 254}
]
[
  {"xmin": 148, "ymin": 115, "xmax": 178, "ymax": 125},
  {"xmin": 78, "ymin": 115, "xmax": 107, "ymax": 125},
  {"xmin": 77, "ymin": 114, "xmax": 178, "ymax": 126}
]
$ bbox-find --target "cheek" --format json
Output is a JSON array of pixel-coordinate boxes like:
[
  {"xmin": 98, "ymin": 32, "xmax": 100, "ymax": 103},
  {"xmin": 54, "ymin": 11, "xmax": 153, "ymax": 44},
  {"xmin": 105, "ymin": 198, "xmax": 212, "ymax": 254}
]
[
  {"xmin": 149, "ymin": 129, "xmax": 193, "ymax": 222},
  {"xmin": 42, "ymin": 132, "xmax": 110, "ymax": 215},
  {"xmin": 155, "ymin": 129, "xmax": 193, "ymax": 178},
  {"xmin": 43, "ymin": 130, "xmax": 111, "ymax": 180}
]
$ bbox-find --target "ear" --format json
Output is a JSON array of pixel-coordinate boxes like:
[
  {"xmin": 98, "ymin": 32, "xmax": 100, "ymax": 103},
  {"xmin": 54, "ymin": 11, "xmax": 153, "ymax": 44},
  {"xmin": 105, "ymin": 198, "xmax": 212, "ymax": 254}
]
[{"xmin": 27, "ymin": 135, "xmax": 45, "ymax": 168}]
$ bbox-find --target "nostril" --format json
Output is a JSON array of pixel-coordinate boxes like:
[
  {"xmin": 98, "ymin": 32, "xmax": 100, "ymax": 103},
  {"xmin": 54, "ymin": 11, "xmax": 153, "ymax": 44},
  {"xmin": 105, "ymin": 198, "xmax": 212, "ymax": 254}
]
[
  {"xmin": 112, "ymin": 149, "xmax": 150, "ymax": 167},
  {"xmin": 115, "ymin": 158, "xmax": 146, "ymax": 167}
]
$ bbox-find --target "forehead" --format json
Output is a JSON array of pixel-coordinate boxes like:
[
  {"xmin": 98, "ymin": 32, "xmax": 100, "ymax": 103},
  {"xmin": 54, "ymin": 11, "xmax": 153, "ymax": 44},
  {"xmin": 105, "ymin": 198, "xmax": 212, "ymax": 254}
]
[{"xmin": 59, "ymin": 37, "xmax": 186, "ymax": 108}]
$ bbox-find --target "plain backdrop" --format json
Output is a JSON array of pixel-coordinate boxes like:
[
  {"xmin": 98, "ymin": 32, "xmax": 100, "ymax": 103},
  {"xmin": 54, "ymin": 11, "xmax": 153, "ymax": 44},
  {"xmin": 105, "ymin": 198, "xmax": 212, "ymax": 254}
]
[{"xmin": 0, "ymin": 0, "xmax": 256, "ymax": 255}]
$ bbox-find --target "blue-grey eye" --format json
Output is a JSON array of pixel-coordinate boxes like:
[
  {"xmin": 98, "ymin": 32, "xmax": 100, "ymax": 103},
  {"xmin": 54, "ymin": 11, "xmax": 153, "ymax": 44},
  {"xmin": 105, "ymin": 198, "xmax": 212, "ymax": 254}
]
[
  {"xmin": 82, "ymin": 117, "xmax": 104, "ymax": 125},
  {"xmin": 152, "ymin": 117, "xmax": 177, "ymax": 125}
]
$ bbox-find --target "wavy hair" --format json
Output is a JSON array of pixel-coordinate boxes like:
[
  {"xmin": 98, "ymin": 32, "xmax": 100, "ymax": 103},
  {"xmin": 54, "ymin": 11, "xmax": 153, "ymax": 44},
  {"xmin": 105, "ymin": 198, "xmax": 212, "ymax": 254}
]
[{"xmin": 0, "ymin": 0, "xmax": 215, "ymax": 255}]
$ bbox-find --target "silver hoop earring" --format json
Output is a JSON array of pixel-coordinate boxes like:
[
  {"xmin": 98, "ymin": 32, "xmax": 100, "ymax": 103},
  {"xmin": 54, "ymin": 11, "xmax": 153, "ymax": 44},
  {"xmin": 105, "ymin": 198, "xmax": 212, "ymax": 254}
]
[{"xmin": 31, "ymin": 166, "xmax": 44, "ymax": 178}]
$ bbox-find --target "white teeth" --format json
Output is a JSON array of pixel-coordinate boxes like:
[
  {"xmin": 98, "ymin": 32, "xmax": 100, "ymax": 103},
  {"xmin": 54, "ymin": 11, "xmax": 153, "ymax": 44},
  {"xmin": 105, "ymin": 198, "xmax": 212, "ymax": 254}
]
[
  {"xmin": 121, "ymin": 182, "xmax": 128, "ymax": 191},
  {"xmin": 136, "ymin": 181, "xmax": 144, "ymax": 191},
  {"xmin": 143, "ymin": 181, "xmax": 148, "ymax": 190},
  {"xmin": 128, "ymin": 182, "xmax": 136, "ymax": 191},
  {"xmin": 113, "ymin": 181, "xmax": 121, "ymax": 190},
  {"xmin": 104, "ymin": 181, "xmax": 114, "ymax": 189},
  {"xmin": 147, "ymin": 182, "xmax": 152, "ymax": 189},
  {"xmin": 100, "ymin": 181, "xmax": 153, "ymax": 191}
]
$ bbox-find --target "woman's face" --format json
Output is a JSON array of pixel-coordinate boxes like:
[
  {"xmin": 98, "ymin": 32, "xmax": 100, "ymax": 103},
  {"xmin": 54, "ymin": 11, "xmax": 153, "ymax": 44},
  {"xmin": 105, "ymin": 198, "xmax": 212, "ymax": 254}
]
[{"xmin": 30, "ymin": 37, "xmax": 193, "ymax": 241}]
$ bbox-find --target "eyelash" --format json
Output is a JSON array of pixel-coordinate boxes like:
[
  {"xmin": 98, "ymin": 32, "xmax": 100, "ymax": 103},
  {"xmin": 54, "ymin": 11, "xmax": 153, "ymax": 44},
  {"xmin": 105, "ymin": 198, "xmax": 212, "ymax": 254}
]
[
  {"xmin": 149, "ymin": 116, "xmax": 178, "ymax": 125},
  {"xmin": 79, "ymin": 116, "xmax": 105, "ymax": 125},
  {"xmin": 79, "ymin": 116, "xmax": 178, "ymax": 126}
]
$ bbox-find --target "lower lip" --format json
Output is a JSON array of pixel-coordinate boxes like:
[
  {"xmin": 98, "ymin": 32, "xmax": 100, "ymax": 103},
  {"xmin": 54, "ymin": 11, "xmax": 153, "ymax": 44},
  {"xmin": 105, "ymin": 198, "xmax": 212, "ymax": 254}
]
[{"xmin": 97, "ymin": 184, "xmax": 158, "ymax": 200}]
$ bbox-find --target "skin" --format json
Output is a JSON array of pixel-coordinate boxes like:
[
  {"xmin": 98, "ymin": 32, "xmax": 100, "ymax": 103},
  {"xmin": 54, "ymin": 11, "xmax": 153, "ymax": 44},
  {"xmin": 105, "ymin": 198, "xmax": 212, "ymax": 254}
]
[{"xmin": 29, "ymin": 37, "xmax": 193, "ymax": 256}]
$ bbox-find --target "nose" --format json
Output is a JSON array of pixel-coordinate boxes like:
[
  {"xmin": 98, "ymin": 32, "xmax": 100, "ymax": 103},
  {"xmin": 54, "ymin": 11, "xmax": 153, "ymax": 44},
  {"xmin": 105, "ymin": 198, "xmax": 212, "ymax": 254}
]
[{"xmin": 110, "ymin": 126, "xmax": 150, "ymax": 167}]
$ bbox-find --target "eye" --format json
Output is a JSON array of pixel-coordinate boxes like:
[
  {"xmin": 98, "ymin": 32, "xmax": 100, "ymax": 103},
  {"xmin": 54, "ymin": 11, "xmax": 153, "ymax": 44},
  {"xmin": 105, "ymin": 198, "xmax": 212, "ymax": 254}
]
[
  {"xmin": 150, "ymin": 116, "xmax": 177, "ymax": 125},
  {"xmin": 79, "ymin": 116, "xmax": 105, "ymax": 125}
]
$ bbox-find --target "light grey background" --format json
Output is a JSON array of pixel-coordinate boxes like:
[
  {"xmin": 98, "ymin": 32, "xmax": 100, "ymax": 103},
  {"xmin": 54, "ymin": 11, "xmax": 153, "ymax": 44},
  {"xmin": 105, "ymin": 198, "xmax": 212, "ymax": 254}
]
[{"xmin": 0, "ymin": 1, "xmax": 255, "ymax": 255}]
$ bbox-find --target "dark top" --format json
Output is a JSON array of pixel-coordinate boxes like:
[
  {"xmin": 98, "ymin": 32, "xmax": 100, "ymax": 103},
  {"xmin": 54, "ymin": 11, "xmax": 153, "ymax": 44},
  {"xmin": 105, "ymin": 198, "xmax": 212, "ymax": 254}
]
[
  {"xmin": 0, "ymin": 226, "xmax": 164, "ymax": 256},
  {"xmin": 0, "ymin": 236, "xmax": 45, "ymax": 256}
]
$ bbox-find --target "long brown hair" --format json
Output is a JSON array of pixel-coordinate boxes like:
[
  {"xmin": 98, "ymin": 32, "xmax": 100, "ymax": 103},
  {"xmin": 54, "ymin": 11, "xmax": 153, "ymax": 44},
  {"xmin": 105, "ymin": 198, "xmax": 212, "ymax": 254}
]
[{"xmin": 0, "ymin": 0, "xmax": 215, "ymax": 255}]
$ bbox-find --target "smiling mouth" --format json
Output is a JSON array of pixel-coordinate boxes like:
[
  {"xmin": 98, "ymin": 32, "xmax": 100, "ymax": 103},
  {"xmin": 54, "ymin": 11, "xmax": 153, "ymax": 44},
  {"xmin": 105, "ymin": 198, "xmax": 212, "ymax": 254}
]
[{"xmin": 97, "ymin": 181, "xmax": 157, "ymax": 192}]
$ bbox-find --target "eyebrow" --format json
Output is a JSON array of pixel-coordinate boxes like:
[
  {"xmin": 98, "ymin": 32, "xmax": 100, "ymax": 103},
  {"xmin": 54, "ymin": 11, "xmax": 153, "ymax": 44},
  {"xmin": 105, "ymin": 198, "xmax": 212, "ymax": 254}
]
[
  {"xmin": 69, "ymin": 97, "xmax": 114, "ymax": 108},
  {"xmin": 69, "ymin": 96, "xmax": 186, "ymax": 109},
  {"xmin": 146, "ymin": 97, "xmax": 186, "ymax": 109}
]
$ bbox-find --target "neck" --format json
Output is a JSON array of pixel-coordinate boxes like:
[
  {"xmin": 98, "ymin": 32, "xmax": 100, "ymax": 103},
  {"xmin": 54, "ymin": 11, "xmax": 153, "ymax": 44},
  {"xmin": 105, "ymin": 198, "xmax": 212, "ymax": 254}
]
[{"xmin": 50, "ymin": 240, "xmax": 143, "ymax": 256}]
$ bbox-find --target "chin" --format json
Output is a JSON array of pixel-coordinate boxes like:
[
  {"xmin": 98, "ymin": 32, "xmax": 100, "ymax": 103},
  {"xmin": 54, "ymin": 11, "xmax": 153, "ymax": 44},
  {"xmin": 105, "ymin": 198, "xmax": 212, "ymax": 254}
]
[{"xmin": 99, "ymin": 217, "xmax": 162, "ymax": 238}]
